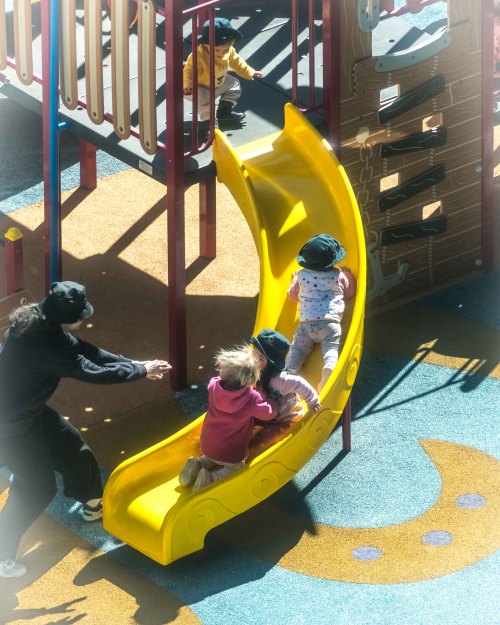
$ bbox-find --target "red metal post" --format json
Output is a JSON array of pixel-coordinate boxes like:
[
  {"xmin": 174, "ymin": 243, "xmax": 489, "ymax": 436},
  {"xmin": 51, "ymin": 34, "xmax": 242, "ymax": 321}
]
[
  {"xmin": 194, "ymin": 2, "xmax": 217, "ymax": 257},
  {"xmin": 341, "ymin": 397, "xmax": 351, "ymax": 452},
  {"xmin": 199, "ymin": 178, "xmax": 216, "ymax": 258},
  {"xmin": 196, "ymin": 0, "xmax": 210, "ymax": 32},
  {"xmin": 481, "ymin": 0, "xmax": 495, "ymax": 271},
  {"xmin": 165, "ymin": 0, "xmax": 187, "ymax": 390},
  {"xmin": 322, "ymin": 0, "xmax": 341, "ymax": 155},
  {"xmin": 291, "ymin": 0, "xmax": 298, "ymax": 105},
  {"xmin": 79, "ymin": 139, "xmax": 97, "ymax": 190},
  {"xmin": 4, "ymin": 228, "xmax": 24, "ymax": 295},
  {"xmin": 308, "ymin": 0, "xmax": 316, "ymax": 110}
]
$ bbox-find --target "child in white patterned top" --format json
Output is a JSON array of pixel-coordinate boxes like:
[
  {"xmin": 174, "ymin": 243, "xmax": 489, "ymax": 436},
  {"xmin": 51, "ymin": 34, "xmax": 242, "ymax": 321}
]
[{"xmin": 286, "ymin": 234, "xmax": 356, "ymax": 392}]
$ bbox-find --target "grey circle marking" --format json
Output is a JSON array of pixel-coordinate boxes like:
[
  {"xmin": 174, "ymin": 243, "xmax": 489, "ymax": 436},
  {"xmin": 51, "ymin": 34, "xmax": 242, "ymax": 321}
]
[
  {"xmin": 352, "ymin": 546, "xmax": 383, "ymax": 561},
  {"xmin": 422, "ymin": 530, "xmax": 453, "ymax": 546},
  {"xmin": 456, "ymin": 494, "xmax": 486, "ymax": 509}
]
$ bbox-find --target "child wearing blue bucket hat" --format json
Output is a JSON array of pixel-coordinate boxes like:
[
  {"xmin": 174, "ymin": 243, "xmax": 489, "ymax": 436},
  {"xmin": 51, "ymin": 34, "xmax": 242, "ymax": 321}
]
[
  {"xmin": 183, "ymin": 17, "xmax": 264, "ymax": 123},
  {"xmin": 286, "ymin": 234, "xmax": 356, "ymax": 392}
]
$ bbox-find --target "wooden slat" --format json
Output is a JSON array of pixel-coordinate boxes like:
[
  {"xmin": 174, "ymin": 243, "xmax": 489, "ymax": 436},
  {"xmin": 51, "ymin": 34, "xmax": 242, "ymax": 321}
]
[
  {"xmin": 84, "ymin": 0, "xmax": 104, "ymax": 124},
  {"xmin": 138, "ymin": 0, "xmax": 157, "ymax": 155},
  {"xmin": 342, "ymin": 89, "xmax": 482, "ymax": 157},
  {"xmin": 13, "ymin": 0, "xmax": 33, "ymax": 85},
  {"xmin": 60, "ymin": 0, "xmax": 78, "ymax": 110},
  {"xmin": 111, "ymin": 0, "xmax": 131, "ymax": 139},
  {"xmin": 383, "ymin": 123, "xmax": 483, "ymax": 178}
]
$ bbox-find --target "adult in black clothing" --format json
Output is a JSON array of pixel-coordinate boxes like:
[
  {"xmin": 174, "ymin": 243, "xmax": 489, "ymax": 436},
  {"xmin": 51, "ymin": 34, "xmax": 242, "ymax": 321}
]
[{"xmin": 0, "ymin": 280, "xmax": 171, "ymax": 578}]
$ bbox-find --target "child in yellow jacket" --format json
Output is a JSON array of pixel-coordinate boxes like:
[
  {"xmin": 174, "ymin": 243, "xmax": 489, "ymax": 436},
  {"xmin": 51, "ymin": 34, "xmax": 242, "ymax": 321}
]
[{"xmin": 183, "ymin": 18, "xmax": 263, "ymax": 122}]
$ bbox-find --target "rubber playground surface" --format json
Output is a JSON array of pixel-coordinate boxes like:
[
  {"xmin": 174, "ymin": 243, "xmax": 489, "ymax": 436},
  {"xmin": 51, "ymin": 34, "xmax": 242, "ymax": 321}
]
[{"xmin": 1, "ymin": 0, "xmax": 500, "ymax": 617}]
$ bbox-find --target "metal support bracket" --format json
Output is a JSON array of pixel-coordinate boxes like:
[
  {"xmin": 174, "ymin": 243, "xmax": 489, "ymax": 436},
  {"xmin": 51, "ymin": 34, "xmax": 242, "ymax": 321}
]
[{"xmin": 366, "ymin": 240, "xmax": 409, "ymax": 301}]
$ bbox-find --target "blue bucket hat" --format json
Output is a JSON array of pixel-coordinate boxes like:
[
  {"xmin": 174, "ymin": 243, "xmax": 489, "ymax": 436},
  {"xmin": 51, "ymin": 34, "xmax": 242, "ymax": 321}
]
[
  {"xmin": 297, "ymin": 234, "xmax": 346, "ymax": 271},
  {"xmin": 250, "ymin": 328, "xmax": 290, "ymax": 372},
  {"xmin": 197, "ymin": 18, "xmax": 243, "ymax": 45}
]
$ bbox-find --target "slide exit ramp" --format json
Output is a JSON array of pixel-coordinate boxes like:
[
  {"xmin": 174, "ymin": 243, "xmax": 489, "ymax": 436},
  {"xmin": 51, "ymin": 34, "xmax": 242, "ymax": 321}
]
[{"xmin": 103, "ymin": 104, "xmax": 366, "ymax": 566}]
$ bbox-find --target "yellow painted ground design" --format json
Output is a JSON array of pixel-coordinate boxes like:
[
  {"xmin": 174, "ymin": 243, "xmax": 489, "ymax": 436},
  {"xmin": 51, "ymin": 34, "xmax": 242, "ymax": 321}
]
[
  {"xmin": 0, "ymin": 477, "xmax": 201, "ymax": 625},
  {"xmin": 222, "ymin": 440, "xmax": 500, "ymax": 583}
]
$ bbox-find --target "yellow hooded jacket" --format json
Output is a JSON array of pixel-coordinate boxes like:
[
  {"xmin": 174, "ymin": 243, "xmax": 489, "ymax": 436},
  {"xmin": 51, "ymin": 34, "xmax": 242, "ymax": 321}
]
[{"xmin": 183, "ymin": 44, "xmax": 256, "ymax": 90}]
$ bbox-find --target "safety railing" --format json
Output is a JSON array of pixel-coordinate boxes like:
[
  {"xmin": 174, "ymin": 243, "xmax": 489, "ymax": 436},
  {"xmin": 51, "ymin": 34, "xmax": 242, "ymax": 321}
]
[
  {"xmin": 0, "ymin": 0, "xmax": 325, "ymax": 161},
  {"xmin": 184, "ymin": 0, "xmax": 323, "ymax": 155}
]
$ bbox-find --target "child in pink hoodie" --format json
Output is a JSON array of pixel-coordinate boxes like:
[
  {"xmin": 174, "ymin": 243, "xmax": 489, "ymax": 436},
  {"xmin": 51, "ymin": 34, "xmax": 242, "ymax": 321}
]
[{"xmin": 179, "ymin": 345, "xmax": 278, "ymax": 492}]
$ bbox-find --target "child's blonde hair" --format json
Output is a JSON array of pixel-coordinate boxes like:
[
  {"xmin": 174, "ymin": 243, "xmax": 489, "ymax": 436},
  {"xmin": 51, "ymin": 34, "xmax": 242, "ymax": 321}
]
[{"xmin": 214, "ymin": 344, "xmax": 260, "ymax": 389}]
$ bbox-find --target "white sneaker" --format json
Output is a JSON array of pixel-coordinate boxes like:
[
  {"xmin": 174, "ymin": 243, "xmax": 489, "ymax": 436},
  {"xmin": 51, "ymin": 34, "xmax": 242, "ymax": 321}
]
[
  {"xmin": 0, "ymin": 559, "xmax": 27, "ymax": 578},
  {"xmin": 82, "ymin": 499, "xmax": 103, "ymax": 522},
  {"xmin": 179, "ymin": 457, "xmax": 202, "ymax": 487}
]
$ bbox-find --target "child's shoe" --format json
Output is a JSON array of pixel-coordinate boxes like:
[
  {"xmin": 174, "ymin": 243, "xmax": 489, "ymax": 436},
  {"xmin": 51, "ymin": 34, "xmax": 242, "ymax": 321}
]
[
  {"xmin": 0, "ymin": 559, "xmax": 27, "ymax": 578},
  {"xmin": 192, "ymin": 468, "xmax": 214, "ymax": 492},
  {"xmin": 216, "ymin": 101, "xmax": 245, "ymax": 121},
  {"xmin": 82, "ymin": 499, "xmax": 103, "ymax": 522},
  {"xmin": 179, "ymin": 457, "xmax": 202, "ymax": 487}
]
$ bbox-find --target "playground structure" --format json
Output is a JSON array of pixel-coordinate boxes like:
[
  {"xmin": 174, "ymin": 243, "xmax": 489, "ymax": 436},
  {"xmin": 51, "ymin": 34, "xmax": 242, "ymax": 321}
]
[
  {"xmin": 0, "ymin": 0, "xmax": 496, "ymax": 563},
  {"xmin": 1, "ymin": 226, "xmax": 24, "ymax": 296},
  {"xmin": 0, "ymin": 0, "xmax": 495, "ymax": 390},
  {"xmin": 339, "ymin": 0, "xmax": 494, "ymax": 304},
  {"xmin": 0, "ymin": 226, "xmax": 34, "ymax": 333}
]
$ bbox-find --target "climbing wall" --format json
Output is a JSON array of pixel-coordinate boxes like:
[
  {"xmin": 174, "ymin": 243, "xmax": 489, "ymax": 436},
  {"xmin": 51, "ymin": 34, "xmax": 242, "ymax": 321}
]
[{"xmin": 339, "ymin": 0, "xmax": 485, "ymax": 304}]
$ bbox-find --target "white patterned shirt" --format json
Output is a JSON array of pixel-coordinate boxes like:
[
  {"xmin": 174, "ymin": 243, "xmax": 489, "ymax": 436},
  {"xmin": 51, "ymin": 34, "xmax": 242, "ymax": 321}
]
[{"xmin": 287, "ymin": 267, "xmax": 356, "ymax": 323}]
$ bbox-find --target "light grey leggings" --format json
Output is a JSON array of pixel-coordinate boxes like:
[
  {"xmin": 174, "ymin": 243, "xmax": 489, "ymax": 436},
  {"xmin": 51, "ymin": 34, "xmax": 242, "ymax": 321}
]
[
  {"xmin": 186, "ymin": 74, "xmax": 241, "ymax": 121},
  {"xmin": 286, "ymin": 320, "xmax": 342, "ymax": 390},
  {"xmin": 198, "ymin": 455, "xmax": 245, "ymax": 481}
]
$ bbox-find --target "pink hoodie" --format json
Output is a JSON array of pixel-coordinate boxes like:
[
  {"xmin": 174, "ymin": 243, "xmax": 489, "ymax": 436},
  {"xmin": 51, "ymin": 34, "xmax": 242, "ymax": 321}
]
[{"xmin": 200, "ymin": 376, "xmax": 278, "ymax": 463}]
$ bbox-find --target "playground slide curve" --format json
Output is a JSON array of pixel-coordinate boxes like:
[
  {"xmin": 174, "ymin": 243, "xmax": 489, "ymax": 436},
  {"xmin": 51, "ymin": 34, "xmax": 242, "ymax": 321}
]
[{"xmin": 102, "ymin": 104, "xmax": 366, "ymax": 566}]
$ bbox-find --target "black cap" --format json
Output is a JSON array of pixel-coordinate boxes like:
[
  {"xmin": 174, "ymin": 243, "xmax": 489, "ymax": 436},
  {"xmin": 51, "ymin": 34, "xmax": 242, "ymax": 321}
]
[
  {"xmin": 38, "ymin": 281, "xmax": 94, "ymax": 325},
  {"xmin": 250, "ymin": 328, "xmax": 290, "ymax": 372}
]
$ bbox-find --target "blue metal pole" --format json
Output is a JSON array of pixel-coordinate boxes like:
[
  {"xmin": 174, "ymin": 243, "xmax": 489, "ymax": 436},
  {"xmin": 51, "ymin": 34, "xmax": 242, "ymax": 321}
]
[{"xmin": 49, "ymin": 0, "xmax": 61, "ymax": 283}]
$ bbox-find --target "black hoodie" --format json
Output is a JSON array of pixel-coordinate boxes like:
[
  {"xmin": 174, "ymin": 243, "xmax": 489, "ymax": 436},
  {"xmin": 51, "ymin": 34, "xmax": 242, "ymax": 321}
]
[{"xmin": 0, "ymin": 324, "xmax": 146, "ymax": 436}]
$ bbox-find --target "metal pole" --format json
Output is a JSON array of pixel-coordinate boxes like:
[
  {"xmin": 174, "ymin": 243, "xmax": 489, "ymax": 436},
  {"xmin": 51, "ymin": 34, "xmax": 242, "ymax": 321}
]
[
  {"xmin": 41, "ymin": 0, "xmax": 51, "ymax": 289},
  {"xmin": 49, "ymin": 0, "xmax": 62, "ymax": 283},
  {"xmin": 42, "ymin": 0, "xmax": 62, "ymax": 288},
  {"xmin": 342, "ymin": 397, "xmax": 351, "ymax": 452},
  {"xmin": 165, "ymin": 0, "xmax": 187, "ymax": 389},
  {"xmin": 481, "ymin": 0, "xmax": 494, "ymax": 271},
  {"xmin": 322, "ymin": 0, "xmax": 341, "ymax": 155}
]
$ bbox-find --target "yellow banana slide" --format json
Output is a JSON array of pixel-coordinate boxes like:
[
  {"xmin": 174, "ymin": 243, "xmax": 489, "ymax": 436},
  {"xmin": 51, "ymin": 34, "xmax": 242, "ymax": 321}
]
[{"xmin": 103, "ymin": 104, "xmax": 366, "ymax": 565}]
